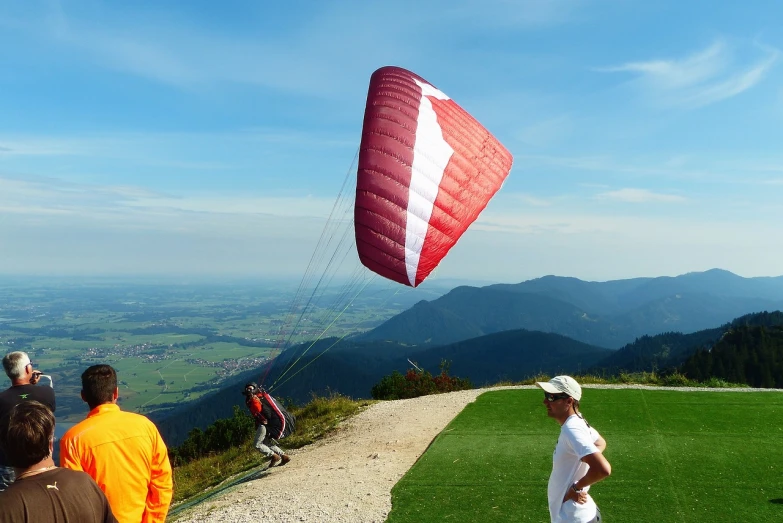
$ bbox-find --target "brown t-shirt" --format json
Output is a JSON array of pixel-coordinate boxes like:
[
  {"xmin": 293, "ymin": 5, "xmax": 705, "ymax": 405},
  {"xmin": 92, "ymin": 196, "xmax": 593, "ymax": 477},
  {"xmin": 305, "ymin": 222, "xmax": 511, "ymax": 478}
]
[{"xmin": 0, "ymin": 467, "xmax": 117, "ymax": 523}]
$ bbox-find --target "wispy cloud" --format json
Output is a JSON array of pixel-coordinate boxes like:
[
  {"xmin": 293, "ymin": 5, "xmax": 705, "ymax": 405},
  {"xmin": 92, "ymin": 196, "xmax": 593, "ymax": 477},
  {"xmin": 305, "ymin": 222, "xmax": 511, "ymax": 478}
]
[
  {"xmin": 0, "ymin": 175, "xmax": 165, "ymax": 214},
  {"xmin": 596, "ymin": 40, "xmax": 779, "ymax": 108},
  {"xmin": 0, "ymin": 129, "xmax": 354, "ymax": 160},
  {"xmin": 0, "ymin": 137, "xmax": 96, "ymax": 156},
  {"xmin": 8, "ymin": 0, "xmax": 586, "ymax": 98},
  {"xmin": 0, "ymin": 175, "xmax": 339, "ymax": 224},
  {"xmin": 458, "ymin": 207, "xmax": 783, "ymax": 281},
  {"xmin": 123, "ymin": 195, "xmax": 338, "ymax": 219},
  {"xmin": 514, "ymin": 115, "xmax": 574, "ymax": 148},
  {"xmin": 516, "ymin": 153, "xmax": 714, "ymax": 181},
  {"xmin": 516, "ymin": 152, "xmax": 783, "ymax": 188},
  {"xmin": 473, "ymin": 212, "xmax": 615, "ymax": 235},
  {"xmin": 596, "ymin": 188, "xmax": 687, "ymax": 203},
  {"xmin": 0, "ymin": 173, "xmax": 349, "ymax": 276},
  {"xmin": 2, "ymin": 174, "xmax": 780, "ymax": 280},
  {"xmin": 7, "ymin": 2, "xmax": 421, "ymax": 96},
  {"xmin": 509, "ymin": 193, "xmax": 554, "ymax": 207},
  {"xmin": 598, "ymin": 42, "xmax": 727, "ymax": 89}
]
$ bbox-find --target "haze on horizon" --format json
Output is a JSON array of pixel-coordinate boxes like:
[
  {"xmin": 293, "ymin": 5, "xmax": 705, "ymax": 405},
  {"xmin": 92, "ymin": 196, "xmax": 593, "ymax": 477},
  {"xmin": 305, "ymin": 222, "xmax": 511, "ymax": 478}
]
[{"xmin": 2, "ymin": 1, "xmax": 782, "ymax": 284}]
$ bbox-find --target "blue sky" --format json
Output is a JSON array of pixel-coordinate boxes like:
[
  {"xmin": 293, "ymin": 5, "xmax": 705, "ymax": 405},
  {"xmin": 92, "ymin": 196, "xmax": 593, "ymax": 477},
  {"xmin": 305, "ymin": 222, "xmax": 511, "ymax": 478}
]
[{"xmin": 1, "ymin": 0, "xmax": 782, "ymax": 283}]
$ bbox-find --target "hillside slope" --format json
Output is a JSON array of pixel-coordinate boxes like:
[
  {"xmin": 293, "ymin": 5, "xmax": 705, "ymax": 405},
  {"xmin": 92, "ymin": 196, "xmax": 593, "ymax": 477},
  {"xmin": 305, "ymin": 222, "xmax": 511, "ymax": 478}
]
[
  {"xmin": 362, "ymin": 286, "xmax": 622, "ymax": 347},
  {"xmin": 157, "ymin": 329, "xmax": 610, "ymax": 445},
  {"xmin": 591, "ymin": 311, "xmax": 783, "ymax": 373},
  {"xmin": 408, "ymin": 329, "xmax": 611, "ymax": 386}
]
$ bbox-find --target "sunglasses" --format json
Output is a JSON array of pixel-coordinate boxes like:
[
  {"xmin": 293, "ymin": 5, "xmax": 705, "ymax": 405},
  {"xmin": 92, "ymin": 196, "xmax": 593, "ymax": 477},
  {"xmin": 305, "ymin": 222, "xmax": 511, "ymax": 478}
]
[{"xmin": 544, "ymin": 392, "xmax": 570, "ymax": 402}]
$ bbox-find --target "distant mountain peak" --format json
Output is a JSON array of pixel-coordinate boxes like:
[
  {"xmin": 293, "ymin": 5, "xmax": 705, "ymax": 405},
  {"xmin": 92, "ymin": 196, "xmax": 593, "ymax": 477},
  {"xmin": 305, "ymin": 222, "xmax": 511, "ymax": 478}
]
[{"xmin": 684, "ymin": 268, "xmax": 740, "ymax": 278}]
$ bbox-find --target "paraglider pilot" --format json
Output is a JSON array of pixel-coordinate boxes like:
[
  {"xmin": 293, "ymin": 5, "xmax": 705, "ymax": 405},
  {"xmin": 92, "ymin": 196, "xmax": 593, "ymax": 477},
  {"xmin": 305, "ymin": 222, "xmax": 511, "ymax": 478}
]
[{"xmin": 243, "ymin": 383, "xmax": 291, "ymax": 467}]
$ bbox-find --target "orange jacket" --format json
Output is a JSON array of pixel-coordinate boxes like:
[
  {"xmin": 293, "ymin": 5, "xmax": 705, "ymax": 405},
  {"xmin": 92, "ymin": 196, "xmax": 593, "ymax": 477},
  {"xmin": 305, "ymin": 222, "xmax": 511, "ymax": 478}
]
[{"xmin": 60, "ymin": 404, "xmax": 173, "ymax": 523}]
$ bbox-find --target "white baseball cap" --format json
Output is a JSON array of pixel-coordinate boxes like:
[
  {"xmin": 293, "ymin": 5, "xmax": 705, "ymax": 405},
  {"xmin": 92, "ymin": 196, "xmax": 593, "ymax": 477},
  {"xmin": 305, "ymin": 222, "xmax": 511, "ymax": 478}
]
[{"xmin": 536, "ymin": 375, "xmax": 582, "ymax": 401}]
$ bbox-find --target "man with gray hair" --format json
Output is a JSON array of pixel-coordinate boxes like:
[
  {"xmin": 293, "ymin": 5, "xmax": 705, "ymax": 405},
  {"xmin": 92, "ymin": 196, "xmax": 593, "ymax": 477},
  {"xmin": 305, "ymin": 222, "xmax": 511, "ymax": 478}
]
[{"xmin": 0, "ymin": 351, "xmax": 56, "ymax": 491}]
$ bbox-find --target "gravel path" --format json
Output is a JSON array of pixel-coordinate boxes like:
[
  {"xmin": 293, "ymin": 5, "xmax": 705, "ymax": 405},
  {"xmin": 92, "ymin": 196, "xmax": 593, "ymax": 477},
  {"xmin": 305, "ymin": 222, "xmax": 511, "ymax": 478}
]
[{"xmin": 173, "ymin": 385, "xmax": 781, "ymax": 523}]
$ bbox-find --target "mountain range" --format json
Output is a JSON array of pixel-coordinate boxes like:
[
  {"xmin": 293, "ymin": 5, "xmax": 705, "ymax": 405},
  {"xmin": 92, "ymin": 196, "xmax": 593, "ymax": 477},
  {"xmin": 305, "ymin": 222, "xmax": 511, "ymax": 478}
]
[
  {"xmin": 360, "ymin": 269, "xmax": 783, "ymax": 348},
  {"xmin": 155, "ymin": 269, "xmax": 783, "ymax": 445}
]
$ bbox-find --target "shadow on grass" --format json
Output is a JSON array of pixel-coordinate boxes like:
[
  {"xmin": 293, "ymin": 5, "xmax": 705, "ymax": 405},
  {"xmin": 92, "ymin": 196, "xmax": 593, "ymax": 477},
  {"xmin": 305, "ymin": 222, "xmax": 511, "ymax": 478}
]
[{"xmin": 770, "ymin": 499, "xmax": 783, "ymax": 505}]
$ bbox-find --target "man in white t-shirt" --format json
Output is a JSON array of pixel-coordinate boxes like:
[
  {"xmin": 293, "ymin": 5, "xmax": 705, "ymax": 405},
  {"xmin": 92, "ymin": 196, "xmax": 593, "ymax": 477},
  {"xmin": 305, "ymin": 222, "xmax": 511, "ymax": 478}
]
[{"xmin": 536, "ymin": 376, "xmax": 612, "ymax": 523}]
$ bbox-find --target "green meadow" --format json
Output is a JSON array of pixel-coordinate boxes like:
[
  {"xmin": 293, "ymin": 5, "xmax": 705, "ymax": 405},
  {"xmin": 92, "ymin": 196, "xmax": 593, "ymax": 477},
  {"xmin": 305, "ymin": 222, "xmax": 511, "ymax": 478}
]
[
  {"xmin": 0, "ymin": 282, "xmax": 415, "ymax": 426},
  {"xmin": 387, "ymin": 388, "xmax": 783, "ymax": 522}
]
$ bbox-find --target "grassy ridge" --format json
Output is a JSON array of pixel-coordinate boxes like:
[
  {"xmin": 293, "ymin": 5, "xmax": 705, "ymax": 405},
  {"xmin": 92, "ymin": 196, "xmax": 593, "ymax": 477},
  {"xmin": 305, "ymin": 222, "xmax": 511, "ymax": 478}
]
[
  {"xmin": 387, "ymin": 388, "xmax": 783, "ymax": 522},
  {"xmin": 168, "ymin": 373, "xmax": 751, "ymax": 510},
  {"xmin": 171, "ymin": 395, "xmax": 374, "ymax": 504}
]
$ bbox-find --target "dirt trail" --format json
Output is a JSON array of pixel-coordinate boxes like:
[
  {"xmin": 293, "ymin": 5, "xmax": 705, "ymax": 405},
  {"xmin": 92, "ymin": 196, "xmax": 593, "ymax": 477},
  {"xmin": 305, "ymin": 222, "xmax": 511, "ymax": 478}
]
[{"xmin": 174, "ymin": 387, "xmax": 498, "ymax": 523}]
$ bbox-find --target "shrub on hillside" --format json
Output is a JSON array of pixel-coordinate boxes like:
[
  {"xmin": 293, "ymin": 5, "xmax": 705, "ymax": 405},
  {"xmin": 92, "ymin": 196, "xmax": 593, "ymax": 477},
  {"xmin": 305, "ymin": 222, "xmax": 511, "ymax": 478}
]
[
  {"xmin": 170, "ymin": 405, "xmax": 255, "ymax": 465},
  {"xmin": 659, "ymin": 371, "xmax": 692, "ymax": 387},
  {"xmin": 371, "ymin": 360, "xmax": 473, "ymax": 400}
]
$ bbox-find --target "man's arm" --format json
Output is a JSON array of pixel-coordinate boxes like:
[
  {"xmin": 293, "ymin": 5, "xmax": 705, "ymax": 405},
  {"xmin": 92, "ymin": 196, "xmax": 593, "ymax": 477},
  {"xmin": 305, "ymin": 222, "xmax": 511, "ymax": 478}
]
[
  {"xmin": 59, "ymin": 437, "xmax": 83, "ymax": 471},
  {"xmin": 562, "ymin": 450, "xmax": 611, "ymax": 503},
  {"xmin": 594, "ymin": 435, "xmax": 606, "ymax": 453},
  {"xmin": 142, "ymin": 428, "xmax": 173, "ymax": 523},
  {"xmin": 47, "ymin": 386, "xmax": 56, "ymax": 413},
  {"xmin": 576, "ymin": 451, "xmax": 611, "ymax": 490}
]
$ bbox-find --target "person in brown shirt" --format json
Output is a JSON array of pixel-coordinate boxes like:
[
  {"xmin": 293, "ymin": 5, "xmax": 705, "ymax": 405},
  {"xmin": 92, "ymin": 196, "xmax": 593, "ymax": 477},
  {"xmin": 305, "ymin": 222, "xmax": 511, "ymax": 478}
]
[{"xmin": 0, "ymin": 401, "xmax": 116, "ymax": 523}]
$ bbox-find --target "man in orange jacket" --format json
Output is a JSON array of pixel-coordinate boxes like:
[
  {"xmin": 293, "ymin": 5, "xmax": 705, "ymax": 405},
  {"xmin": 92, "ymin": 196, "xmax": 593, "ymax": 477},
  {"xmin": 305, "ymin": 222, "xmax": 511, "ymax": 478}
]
[{"xmin": 60, "ymin": 365, "xmax": 173, "ymax": 523}]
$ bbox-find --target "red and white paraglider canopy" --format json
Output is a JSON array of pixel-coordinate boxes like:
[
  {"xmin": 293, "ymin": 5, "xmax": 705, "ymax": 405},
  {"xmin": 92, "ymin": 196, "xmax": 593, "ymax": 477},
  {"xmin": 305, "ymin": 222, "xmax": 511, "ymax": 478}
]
[{"xmin": 355, "ymin": 66, "xmax": 514, "ymax": 287}]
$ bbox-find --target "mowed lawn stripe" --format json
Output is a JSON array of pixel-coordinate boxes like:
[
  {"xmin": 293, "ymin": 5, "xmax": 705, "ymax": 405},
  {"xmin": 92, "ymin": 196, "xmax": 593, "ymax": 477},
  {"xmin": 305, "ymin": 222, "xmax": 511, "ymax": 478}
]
[
  {"xmin": 638, "ymin": 390, "xmax": 686, "ymax": 517},
  {"xmin": 387, "ymin": 388, "xmax": 783, "ymax": 523}
]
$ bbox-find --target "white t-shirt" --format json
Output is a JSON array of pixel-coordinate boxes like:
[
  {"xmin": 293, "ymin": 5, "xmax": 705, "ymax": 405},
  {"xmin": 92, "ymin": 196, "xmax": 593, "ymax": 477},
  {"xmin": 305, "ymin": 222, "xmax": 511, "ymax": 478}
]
[{"xmin": 547, "ymin": 414, "xmax": 601, "ymax": 523}]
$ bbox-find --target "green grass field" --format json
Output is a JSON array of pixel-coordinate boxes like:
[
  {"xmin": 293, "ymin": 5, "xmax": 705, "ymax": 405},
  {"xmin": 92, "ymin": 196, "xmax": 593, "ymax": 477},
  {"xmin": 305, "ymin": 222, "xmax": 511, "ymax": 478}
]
[{"xmin": 387, "ymin": 388, "xmax": 783, "ymax": 522}]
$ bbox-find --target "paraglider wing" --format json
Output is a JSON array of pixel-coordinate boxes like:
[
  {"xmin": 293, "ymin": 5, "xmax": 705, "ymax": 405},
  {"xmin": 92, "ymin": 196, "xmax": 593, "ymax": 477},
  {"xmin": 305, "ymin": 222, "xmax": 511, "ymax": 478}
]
[
  {"xmin": 261, "ymin": 390, "xmax": 296, "ymax": 440},
  {"xmin": 355, "ymin": 66, "xmax": 513, "ymax": 287}
]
